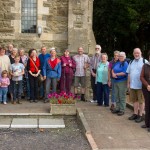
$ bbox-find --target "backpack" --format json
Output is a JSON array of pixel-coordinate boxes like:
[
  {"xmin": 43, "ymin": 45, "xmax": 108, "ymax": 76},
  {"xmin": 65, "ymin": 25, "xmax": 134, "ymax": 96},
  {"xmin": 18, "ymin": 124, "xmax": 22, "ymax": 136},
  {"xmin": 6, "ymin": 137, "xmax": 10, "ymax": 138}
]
[{"xmin": 129, "ymin": 58, "xmax": 145, "ymax": 65}]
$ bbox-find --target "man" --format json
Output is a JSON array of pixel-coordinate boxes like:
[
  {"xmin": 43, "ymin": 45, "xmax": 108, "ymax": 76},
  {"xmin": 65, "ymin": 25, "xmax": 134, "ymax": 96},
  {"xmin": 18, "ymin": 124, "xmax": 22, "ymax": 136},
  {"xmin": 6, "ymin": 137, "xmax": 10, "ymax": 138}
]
[
  {"xmin": 38, "ymin": 46, "xmax": 50, "ymax": 102},
  {"xmin": 90, "ymin": 45, "xmax": 101, "ymax": 103},
  {"xmin": 127, "ymin": 48, "xmax": 147, "ymax": 122},
  {"xmin": 73, "ymin": 47, "xmax": 90, "ymax": 101}
]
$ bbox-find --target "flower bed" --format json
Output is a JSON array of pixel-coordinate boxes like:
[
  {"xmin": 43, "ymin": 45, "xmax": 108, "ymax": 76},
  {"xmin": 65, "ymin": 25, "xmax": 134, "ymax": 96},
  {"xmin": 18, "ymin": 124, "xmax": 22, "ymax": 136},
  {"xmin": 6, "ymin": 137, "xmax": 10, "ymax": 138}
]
[{"xmin": 48, "ymin": 92, "xmax": 80, "ymax": 115}]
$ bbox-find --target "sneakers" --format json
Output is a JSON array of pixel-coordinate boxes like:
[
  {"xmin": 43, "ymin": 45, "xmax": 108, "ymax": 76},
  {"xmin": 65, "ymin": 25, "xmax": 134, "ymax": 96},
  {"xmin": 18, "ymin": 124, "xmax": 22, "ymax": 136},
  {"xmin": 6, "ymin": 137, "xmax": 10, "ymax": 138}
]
[
  {"xmin": 81, "ymin": 94, "xmax": 86, "ymax": 101},
  {"xmin": 12, "ymin": 101, "xmax": 16, "ymax": 104},
  {"xmin": 3, "ymin": 102, "xmax": 7, "ymax": 105},
  {"xmin": 110, "ymin": 104, "xmax": 115, "ymax": 111},
  {"xmin": 111, "ymin": 109, "xmax": 120, "ymax": 114},
  {"xmin": 90, "ymin": 100, "xmax": 97, "ymax": 103},
  {"xmin": 135, "ymin": 116, "xmax": 144, "ymax": 123},
  {"xmin": 117, "ymin": 111, "xmax": 124, "ymax": 116},
  {"xmin": 30, "ymin": 100, "xmax": 33, "ymax": 103},
  {"xmin": 128, "ymin": 114, "xmax": 138, "ymax": 120},
  {"xmin": 141, "ymin": 125, "xmax": 147, "ymax": 128},
  {"xmin": 17, "ymin": 100, "xmax": 22, "ymax": 104},
  {"xmin": 34, "ymin": 100, "xmax": 38, "ymax": 103},
  {"xmin": 44, "ymin": 99, "xmax": 49, "ymax": 103}
]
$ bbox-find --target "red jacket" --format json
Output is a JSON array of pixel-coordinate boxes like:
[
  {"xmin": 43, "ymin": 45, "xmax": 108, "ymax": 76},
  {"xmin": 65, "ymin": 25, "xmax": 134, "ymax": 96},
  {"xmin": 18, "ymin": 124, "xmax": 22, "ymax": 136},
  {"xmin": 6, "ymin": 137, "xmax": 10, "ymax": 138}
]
[{"xmin": 27, "ymin": 57, "xmax": 40, "ymax": 73}]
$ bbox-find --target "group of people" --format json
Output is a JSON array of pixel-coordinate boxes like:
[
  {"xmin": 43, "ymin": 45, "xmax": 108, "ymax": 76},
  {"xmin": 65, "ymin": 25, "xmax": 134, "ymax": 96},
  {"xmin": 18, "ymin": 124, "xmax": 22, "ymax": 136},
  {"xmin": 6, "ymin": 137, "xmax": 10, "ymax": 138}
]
[
  {"xmin": 90, "ymin": 46, "xmax": 150, "ymax": 132},
  {"xmin": 0, "ymin": 44, "xmax": 90, "ymax": 104},
  {"xmin": 0, "ymin": 44, "xmax": 150, "ymax": 131}
]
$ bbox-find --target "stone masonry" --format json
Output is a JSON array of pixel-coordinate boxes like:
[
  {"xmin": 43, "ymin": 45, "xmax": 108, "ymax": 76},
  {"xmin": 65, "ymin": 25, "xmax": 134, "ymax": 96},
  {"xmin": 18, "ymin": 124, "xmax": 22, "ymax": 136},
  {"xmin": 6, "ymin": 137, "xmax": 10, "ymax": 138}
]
[
  {"xmin": 0, "ymin": 0, "xmax": 95, "ymax": 100},
  {"xmin": 0, "ymin": 0, "xmax": 96, "ymax": 54}
]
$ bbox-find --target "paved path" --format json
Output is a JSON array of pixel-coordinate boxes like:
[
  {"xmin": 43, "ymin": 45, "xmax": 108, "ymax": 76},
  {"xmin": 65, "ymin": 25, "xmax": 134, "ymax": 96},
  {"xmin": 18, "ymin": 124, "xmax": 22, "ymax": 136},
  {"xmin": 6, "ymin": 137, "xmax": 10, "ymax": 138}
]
[
  {"xmin": 77, "ymin": 102, "xmax": 150, "ymax": 150},
  {"xmin": 1, "ymin": 100, "xmax": 150, "ymax": 149},
  {"xmin": 0, "ymin": 100, "xmax": 49, "ymax": 113}
]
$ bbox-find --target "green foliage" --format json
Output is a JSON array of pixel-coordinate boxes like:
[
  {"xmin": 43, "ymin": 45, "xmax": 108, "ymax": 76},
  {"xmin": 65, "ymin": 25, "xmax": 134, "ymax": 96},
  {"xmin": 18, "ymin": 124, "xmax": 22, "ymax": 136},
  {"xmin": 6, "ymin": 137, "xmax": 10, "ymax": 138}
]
[{"xmin": 93, "ymin": 0, "xmax": 150, "ymax": 58}]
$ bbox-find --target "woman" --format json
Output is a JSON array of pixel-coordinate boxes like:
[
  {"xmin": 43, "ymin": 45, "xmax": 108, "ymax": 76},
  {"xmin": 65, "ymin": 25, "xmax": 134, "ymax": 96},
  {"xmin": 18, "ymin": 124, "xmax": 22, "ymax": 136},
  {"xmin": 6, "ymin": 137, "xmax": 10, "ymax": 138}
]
[
  {"xmin": 19, "ymin": 48, "xmax": 30, "ymax": 100},
  {"xmin": 111, "ymin": 52, "xmax": 128, "ymax": 116},
  {"xmin": 0, "ymin": 47, "xmax": 11, "ymax": 72},
  {"xmin": 9, "ymin": 48, "xmax": 21, "ymax": 64},
  {"xmin": 43, "ymin": 47, "xmax": 61, "ymax": 102},
  {"xmin": 60, "ymin": 49, "xmax": 76, "ymax": 94},
  {"xmin": 108, "ymin": 50, "xmax": 120, "ymax": 110},
  {"xmin": 140, "ymin": 51, "xmax": 150, "ymax": 132},
  {"xmin": 27, "ymin": 49, "xmax": 41, "ymax": 103},
  {"xmin": 96, "ymin": 53, "xmax": 110, "ymax": 106}
]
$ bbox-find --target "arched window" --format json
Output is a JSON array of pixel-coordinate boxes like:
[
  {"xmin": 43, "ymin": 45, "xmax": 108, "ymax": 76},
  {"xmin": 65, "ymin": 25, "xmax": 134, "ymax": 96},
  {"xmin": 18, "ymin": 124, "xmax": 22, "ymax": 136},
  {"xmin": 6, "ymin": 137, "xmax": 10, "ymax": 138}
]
[{"xmin": 21, "ymin": 0, "xmax": 37, "ymax": 33}]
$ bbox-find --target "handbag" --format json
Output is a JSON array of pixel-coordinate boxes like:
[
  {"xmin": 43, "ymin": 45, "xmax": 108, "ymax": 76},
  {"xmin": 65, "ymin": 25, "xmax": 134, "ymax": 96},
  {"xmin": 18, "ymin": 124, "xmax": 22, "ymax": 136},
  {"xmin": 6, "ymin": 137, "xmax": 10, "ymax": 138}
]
[{"xmin": 29, "ymin": 58, "xmax": 45, "ymax": 82}]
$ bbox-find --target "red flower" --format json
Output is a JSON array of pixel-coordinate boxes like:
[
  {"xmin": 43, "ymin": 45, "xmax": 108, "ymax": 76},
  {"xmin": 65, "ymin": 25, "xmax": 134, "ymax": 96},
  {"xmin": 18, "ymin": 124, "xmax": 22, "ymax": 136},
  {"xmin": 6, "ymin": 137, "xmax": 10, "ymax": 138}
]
[{"xmin": 58, "ymin": 99, "xmax": 62, "ymax": 104}]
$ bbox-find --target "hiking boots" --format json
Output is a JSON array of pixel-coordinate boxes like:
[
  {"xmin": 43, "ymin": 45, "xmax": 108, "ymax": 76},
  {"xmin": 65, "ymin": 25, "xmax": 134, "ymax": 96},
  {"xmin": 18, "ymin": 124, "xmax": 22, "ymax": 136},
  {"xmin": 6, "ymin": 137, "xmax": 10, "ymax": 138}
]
[
  {"xmin": 135, "ymin": 115, "xmax": 144, "ymax": 123},
  {"xmin": 128, "ymin": 114, "xmax": 138, "ymax": 120},
  {"xmin": 110, "ymin": 104, "xmax": 115, "ymax": 111},
  {"xmin": 81, "ymin": 94, "xmax": 86, "ymax": 101}
]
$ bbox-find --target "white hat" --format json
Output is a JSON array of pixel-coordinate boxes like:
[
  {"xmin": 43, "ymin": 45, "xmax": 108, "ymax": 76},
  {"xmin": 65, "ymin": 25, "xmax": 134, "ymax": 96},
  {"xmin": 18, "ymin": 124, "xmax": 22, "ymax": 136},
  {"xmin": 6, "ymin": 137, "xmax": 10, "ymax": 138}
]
[
  {"xmin": 50, "ymin": 47, "xmax": 55, "ymax": 50},
  {"xmin": 95, "ymin": 45, "xmax": 101, "ymax": 51},
  {"xmin": 50, "ymin": 47, "xmax": 56, "ymax": 52}
]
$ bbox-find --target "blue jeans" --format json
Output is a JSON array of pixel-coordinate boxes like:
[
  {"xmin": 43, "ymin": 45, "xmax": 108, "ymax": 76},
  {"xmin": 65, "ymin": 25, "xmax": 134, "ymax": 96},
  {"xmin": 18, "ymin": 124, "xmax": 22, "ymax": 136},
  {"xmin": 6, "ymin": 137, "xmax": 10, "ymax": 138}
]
[
  {"xmin": 12, "ymin": 81, "xmax": 22, "ymax": 101},
  {"xmin": 111, "ymin": 78, "xmax": 115, "ymax": 103},
  {"xmin": 45, "ymin": 78, "xmax": 57, "ymax": 98},
  {"xmin": 40, "ymin": 80, "xmax": 46, "ymax": 98},
  {"xmin": 97, "ymin": 82, "xmax": 109, "ymax": 106},
  {"xmin": 0, "ymin": 87, "xmax": 8, "ymax": 102}
]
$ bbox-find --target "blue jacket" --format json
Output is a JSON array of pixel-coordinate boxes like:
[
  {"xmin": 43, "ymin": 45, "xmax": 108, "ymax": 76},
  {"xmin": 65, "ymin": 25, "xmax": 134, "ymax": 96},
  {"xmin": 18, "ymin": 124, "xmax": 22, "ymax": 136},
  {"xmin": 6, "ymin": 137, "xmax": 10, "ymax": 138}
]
[
  {"xmin": 43, "ymin": 58, "xmax": 61, "ymax": 79},
  {"xmin": 39, "ymin": 53, "xmax": 51, "ymax": 76}
]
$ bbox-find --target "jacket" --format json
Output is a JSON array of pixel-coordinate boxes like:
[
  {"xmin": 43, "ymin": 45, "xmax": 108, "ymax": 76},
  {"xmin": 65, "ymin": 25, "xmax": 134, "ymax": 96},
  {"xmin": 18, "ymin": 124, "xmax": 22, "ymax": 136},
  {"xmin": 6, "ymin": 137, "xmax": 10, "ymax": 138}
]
[{"xmin": 43, "ymin": 58, "xmax": 61, "ymax": 79}]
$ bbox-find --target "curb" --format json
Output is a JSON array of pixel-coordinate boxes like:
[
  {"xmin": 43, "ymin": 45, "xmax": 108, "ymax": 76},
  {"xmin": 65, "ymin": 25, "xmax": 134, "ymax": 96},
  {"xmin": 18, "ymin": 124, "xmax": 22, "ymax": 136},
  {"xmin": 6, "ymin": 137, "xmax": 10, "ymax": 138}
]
[
  {"xmin": 77, "ymin": 108, "xmax": 99, "ymax": 150},
  {"xmin": 0, "ymin": 113, "xmax": 52, "ymax": 116}
]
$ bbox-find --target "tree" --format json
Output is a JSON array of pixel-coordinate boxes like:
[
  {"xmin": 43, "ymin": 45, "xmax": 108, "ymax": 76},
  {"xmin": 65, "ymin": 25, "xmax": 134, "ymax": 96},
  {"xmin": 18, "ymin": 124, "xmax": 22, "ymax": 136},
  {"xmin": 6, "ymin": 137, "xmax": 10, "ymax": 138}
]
[{"xmin": 93, "ymin": 0, "xmax": 150, "ymax": 58}]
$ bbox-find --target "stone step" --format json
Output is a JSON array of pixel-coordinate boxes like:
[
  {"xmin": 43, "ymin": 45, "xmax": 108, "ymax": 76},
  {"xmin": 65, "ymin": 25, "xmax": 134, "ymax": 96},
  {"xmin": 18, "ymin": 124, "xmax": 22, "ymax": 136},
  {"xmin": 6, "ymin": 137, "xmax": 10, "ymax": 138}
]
[
  {"xmin": 11, "ymin": 118, "xmax": 38, "ymax": 128},
  {"xmin": 39, "ymin": 118, "xmax": 65, "ymax": 128},
  {"xmin": 0, "ymin": 118, "xmax": 65, "ymax": 129},
  {"xmin": 0, "ymin": 118, "xmax": 12, "ymax": 128}
]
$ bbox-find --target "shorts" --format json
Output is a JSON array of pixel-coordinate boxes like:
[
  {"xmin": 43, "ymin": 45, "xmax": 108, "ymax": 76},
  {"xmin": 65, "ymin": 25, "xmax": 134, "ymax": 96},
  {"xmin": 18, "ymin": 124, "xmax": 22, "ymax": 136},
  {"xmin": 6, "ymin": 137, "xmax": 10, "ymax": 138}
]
[
  {"xmin": 74, "ymin": 76, "xmax": 86, "ymax": 88},
  {"xmin": 129, "ymin": 89, "xmax": 144, "ymax": 104}
]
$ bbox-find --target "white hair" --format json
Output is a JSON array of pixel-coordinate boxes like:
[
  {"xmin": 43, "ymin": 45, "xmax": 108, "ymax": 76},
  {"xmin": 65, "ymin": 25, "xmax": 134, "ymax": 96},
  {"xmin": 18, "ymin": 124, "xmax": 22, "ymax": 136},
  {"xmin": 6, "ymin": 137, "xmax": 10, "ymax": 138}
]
[
  {"xmin": 119, "ymin": 52, "xmax": 126, "ymax": 59},
  {"xmin": 12, "ymin": 48, "xmax": 18, "ymax": 52},
  {"xmin": 133, "ymin": 48, "xmax": 141, "ymax": 54},
  {"xmin": 95, "ymin": 45, "xmax": 101, "ymax": 51}
]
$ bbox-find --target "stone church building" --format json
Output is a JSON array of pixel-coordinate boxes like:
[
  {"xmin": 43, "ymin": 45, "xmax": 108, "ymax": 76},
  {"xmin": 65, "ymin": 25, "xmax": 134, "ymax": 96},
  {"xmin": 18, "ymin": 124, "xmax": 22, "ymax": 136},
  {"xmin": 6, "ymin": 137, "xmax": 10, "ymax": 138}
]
[{"xmin": 0, "ymin": 0, "xmax": 96, "ymax": 54}]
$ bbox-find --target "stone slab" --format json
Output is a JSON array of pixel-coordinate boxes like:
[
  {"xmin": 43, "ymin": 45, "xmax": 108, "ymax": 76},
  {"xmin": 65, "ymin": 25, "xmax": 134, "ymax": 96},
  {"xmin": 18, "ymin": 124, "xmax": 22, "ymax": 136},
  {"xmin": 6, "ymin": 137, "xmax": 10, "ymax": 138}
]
[
  {"xmin": 39, "ymin": 118, "xmax": 65, "ymax": 128},
  {"xmin": 11, "ymin": 118, "xmax": 37, "ymax": 128},
  {"xmin": 0, "ymin": 118, "xmax": 12, "ymax": 128}
]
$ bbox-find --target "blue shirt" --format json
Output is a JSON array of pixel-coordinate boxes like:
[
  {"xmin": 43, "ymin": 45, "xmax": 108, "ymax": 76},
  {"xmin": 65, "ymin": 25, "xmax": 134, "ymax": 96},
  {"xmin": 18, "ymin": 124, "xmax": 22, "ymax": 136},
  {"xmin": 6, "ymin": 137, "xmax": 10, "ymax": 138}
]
[
  {"xmin": 113, "ymin": 61, "xmax": 128, "ymax": 82},
  {"xmin": 96, "ymin": 62, "xmax": 109, "ymax": 84},
  {"xmin": 39, "ymin": 53, "xmax": 51, "ymax": 76},
  {"xmin": 10, "ymin": 63, "xmax": 25, "ymax": 81},
  {"xmin": 126, "ymin": 58, "xmax": 148, "ymax": 89}
]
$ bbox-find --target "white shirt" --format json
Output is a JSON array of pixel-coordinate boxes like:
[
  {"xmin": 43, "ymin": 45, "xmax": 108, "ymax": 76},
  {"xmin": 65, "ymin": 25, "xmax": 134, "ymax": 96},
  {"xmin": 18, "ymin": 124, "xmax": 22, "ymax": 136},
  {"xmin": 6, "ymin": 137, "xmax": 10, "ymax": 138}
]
[
  {"xmin": 73, "ymin": 54, "xmax": 90, "ymax": 76},
  {"xmin": 126, "ymin": 57, "xmax": 148, "ymax": 89}
]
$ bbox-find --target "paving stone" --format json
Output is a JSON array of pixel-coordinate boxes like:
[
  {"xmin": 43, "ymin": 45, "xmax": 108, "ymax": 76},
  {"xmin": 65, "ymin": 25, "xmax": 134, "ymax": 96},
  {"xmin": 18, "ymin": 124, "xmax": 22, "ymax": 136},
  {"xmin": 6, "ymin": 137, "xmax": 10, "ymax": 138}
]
[
  {"xmin": 0, "ymin": 118, "xmax": 12, "ymax": 128},
  {"xmin": 11, "ymin": 118, "xmax": 37, "ymax": 128},
  {"xmin": 39, "ymin": 118, "xmax": 65, "ymax": 128}
]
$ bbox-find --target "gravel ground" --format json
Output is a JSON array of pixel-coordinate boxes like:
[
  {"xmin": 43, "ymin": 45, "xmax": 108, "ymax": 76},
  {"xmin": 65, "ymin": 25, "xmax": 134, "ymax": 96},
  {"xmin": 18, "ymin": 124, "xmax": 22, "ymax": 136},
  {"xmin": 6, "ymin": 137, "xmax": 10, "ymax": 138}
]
[{"xmin": 0, "ymin": 117, "xmax": 91, "ymax": 150}]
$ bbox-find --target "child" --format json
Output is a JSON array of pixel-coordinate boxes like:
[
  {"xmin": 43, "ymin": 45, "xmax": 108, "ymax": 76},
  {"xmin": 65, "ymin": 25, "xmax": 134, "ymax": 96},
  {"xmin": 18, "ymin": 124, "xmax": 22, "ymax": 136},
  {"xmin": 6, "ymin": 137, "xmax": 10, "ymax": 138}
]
[
  {"xmin": 10, "ymin": 55, "xmax": 24, "ymax": 104},
  {"xmin": 0, "ymin": 70, "xmax": 10, "ymax": 104}
]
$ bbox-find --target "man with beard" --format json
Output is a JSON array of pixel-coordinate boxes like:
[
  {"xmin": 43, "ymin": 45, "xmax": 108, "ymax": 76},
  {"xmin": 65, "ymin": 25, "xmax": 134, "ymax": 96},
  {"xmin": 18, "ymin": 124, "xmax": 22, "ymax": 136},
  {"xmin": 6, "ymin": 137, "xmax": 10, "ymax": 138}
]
[{"xmin": 127, "ymin": 48, "xmax": 148, "ymax": 123}]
